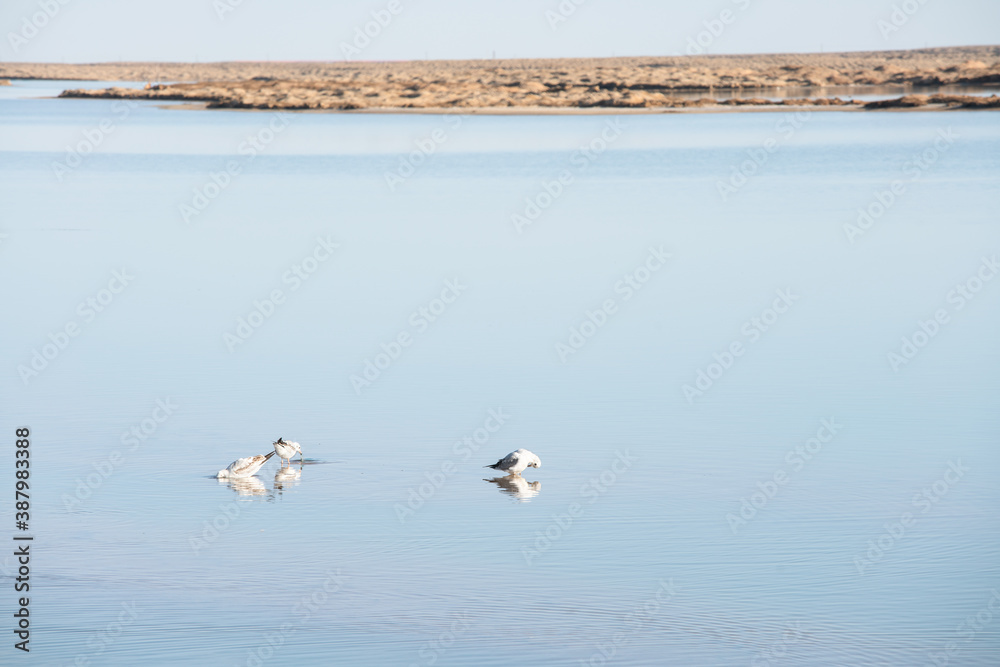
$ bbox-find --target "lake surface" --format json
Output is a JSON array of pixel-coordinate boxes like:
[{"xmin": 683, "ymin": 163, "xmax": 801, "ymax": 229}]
[{"xmin": 1, "ymin": 80, "xmax": 999, "ymax": 666}]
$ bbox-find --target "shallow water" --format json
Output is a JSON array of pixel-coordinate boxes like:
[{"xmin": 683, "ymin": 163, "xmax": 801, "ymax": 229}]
[{"xmin": 1, "ymin": 82, "xmax": 999, "ymax": 666}]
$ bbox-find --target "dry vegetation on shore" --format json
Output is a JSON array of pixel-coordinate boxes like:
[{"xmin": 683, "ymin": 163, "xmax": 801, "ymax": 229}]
[{"xmin": 3, "ymin": 46, "xmax": 998, "ymax": 112}]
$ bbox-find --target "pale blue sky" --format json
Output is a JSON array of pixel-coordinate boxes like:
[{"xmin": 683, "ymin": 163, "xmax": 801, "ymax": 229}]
[{"xmin": 2, "ymin": 0, "xmax": 997, "ymax": 63}]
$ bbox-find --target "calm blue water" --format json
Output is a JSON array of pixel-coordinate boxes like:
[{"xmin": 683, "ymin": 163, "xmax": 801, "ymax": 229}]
[{"xmin": 1, "ymin": 80, "xmax": 999, "ymax": 666}]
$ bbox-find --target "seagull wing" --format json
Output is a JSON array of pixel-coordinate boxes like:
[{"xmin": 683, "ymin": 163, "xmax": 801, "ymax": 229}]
[
  {"xmin": 229, "ymin": 456, "xmax": 260, "ymax": 476},
  {"xmin": 485, "ymin": 450, "xmax": 519, "ymax": 470},
  {"xmin": 230, "ymin": 452, "xmax": 274, "ymax": 476}
]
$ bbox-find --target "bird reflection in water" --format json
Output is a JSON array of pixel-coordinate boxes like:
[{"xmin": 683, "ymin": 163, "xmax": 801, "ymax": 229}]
[
  {"xmin": 484, "ymin": 474, "xmax": 542, "ymax": 501},
  {"xmin": 273, "ymin": 465, "xmax": 302, "ymax": 495},
  {"xmin": 219, "ymin": 475, "xmax": 268, "ymax": 498},
  {"xmin": 218, "ymin": 452, "xmax": 315, "ymax": 503}
]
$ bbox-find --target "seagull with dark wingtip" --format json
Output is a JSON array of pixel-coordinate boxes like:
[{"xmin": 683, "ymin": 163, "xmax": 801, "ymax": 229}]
[
  {"xmin": 272, "ymin": 437, "xmax": 303, "ymax": 466},
  {"xmin": 485, "ymin": 449, "xmax": 541, "ymax": 475},
  {"xmin": 217, "ymin": 452, "xmax": 274, "ymax": 479}
]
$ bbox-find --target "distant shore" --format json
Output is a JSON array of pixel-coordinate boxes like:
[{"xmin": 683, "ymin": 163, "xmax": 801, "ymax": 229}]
[{"xmin": 3, "ymin": 45, "xmax": 999, "ymax": 113}]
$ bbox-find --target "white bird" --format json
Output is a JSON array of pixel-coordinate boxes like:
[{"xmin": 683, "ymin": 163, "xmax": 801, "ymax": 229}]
[
  {"xmin": 485, "ymin": 449, "xmax": 541, "ymax": 475},
  {"xmin": 217, "ymin": 452, "xmax": 274, "ymax": 479},
  {"xmin": 272, "ymin": 437, "xmax": 303, "ymax": 466}
]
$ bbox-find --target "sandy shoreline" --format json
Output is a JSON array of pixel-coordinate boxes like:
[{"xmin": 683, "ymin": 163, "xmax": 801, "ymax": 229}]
[
  {"xmin": 4, "ymin": 45, "xmax": 999, "ymax": 113},
  {"xmin": 152, "ymin": 97, "xmax": 999, "ymax": 115}
]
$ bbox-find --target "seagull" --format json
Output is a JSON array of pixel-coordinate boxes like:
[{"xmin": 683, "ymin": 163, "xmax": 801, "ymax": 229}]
[
  {"xmin": 485, "ymin": 449, "xmax": 541, "ymax": 475},
  {"xmin": 272, "ymin": 437, "xmax": 303, "ymax": 466},
  {"xmin": 217, "ymin": 452, "xmax": 274, "ymax": 479}
]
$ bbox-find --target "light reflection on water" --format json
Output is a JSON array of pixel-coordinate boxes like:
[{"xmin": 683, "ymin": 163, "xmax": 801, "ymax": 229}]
[{"xmin": 0, "ymin": 86, "xmax": 998, "ymax": 665}]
